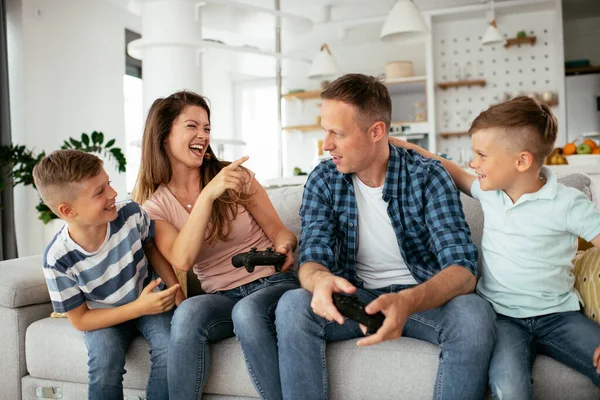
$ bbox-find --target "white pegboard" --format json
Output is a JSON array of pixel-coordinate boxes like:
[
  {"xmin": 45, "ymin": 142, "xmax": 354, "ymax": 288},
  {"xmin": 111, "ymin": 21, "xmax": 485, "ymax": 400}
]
[{"xmin": 432, "ymin": 6, "xmax": 560, "ymax": 156}]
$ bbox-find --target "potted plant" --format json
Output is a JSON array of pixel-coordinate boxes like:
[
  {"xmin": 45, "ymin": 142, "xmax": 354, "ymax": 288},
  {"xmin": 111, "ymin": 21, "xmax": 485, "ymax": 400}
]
[{"xmin": 0, "ymin": 131, "xmax": 126, "ymax": 224}]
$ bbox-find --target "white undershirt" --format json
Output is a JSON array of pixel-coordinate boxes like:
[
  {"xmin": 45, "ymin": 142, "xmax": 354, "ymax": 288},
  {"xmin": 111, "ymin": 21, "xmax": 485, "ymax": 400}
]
[{"xmin": 352, "ymin": 175, "xmax": 418, "ymax": 289}]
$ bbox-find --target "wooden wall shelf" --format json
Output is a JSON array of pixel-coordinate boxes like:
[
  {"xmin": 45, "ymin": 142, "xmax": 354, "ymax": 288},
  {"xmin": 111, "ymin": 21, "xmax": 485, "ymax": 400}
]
[
  {"xmin": 281, "ymin": 90, "xmax": 321, "ymax": 100},
  {"xmin": 439, "ymin": 132, "xmax": 470, "ymax": 139},
  {"xmin": 282, "ymin": 124, "xmax": 321, "ymax": 132},
  {"xmin": 543, "ymin": 98, "xmax": 559, "ymax": 107},
  {"xmin": 504, "ymin": 36, "xmax": 537, "ymax": 48},
  {"xmin": 437, "ymin": 80, "xmax": 486, "ymax": 90},
  {"xmin": 565, "ymin": 66, "xmax": 600, "ymax": 76}
]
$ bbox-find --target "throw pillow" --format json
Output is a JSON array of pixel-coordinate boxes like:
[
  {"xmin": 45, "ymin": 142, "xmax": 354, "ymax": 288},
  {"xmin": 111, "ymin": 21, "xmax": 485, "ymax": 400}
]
[{"xmin": 573, "ymin": 247, "xmax": 600, "ymax": 323}]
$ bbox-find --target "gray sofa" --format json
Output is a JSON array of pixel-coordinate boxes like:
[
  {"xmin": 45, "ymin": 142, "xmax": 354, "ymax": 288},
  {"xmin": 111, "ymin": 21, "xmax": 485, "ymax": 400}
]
[{"xmin": 1, "ymin": 175, "xmax": 600, "ymax": 400}]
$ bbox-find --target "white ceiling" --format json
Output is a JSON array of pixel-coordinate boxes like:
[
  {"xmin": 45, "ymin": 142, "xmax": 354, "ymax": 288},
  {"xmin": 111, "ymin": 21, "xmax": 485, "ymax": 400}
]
[{"xmin": 106, "ymin": 0, "xmax": 600, "ymax": 47}]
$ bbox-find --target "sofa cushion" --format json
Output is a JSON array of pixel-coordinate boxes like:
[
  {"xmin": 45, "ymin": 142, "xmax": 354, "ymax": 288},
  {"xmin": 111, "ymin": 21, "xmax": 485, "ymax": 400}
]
[
  {"xmin": 25, "ymin": 317, "xmax": 258, "ymax": 397},
  {"xmin": 573, "ymin": 247, "xmax": 600, "ymax": 323},
  {"xmin": 0, "ymin": 255, "xmax": 49, "ymax": 308},
  {"xmin": 265, "ymin": 185, "xmax": 304, "ymax": 266},
  {"xmin": 25, "ymin": 316, "xmax": 600, "ymax": 399}
]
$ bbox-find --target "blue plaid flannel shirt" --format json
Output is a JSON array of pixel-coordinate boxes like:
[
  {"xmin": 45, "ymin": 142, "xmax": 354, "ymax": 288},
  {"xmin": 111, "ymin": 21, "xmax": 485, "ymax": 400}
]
[{"xmin": 298, "ymin": 144, "xmax": 478, "ymax": 286}]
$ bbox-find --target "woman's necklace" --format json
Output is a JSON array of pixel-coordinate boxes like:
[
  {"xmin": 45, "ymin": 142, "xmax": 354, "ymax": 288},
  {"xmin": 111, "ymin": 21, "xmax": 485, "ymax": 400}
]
[{"xmin": 165, "ymin": 185, "xmax": 199, "ymax": 211}]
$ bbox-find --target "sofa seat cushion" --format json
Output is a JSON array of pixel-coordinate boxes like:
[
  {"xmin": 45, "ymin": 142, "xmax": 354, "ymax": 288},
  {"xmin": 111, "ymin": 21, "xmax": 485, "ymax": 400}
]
[
  {"xmin": 24, "ymin": 316, "xmax": 600, "ymax": 399},
  {"xmin": 25, "ymin": 317, "xmax": 258, "ymax": 397}
]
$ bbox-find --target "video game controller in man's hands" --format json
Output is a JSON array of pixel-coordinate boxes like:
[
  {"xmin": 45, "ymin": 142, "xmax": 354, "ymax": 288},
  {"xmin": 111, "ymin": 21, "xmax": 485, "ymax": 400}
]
[
  {"xmin": 231, "ymin": 247, "xmax": 287, "ymax": 273},
  {"xmin": 332, "ymin": 293, "xmax": 385, "ymax": 335}
]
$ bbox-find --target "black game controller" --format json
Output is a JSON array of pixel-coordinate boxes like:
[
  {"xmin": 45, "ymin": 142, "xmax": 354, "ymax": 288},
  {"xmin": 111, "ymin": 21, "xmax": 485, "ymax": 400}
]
[
  {"xmin": 332, "ymin": 293, "xmax": 385, "ymax": 335},
  {"xmin": 231, "ymin": 247, "xmax": 287, "ymax": 273}
]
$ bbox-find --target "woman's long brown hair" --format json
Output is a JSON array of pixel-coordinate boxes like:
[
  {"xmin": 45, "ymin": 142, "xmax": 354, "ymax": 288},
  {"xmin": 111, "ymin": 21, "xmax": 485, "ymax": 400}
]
[{"xmin": 132, "ymin": 91, "xmax": 253, "ymax": 244}]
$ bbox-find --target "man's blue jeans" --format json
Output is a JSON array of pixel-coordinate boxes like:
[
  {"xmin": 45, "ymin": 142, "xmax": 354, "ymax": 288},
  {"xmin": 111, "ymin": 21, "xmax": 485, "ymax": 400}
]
[
  {"xmin": 84, "ymin": 310, "xmax": 173, "ymax": 400},
  {"xmin": 489, "ymin": 311, "xmax": 600, "ymax": 400},
  {"xmin": 168, "ymin": 271, "xmax": 299, "ymax": 400},
  {"xmin": 275, "ymin": 286, "xmax": 496, "ymax": 400}
]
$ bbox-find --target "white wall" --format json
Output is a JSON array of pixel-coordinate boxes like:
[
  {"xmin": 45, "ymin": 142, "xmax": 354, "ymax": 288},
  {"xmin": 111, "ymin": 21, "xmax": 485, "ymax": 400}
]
[
  {"xmin": 563, "ymin": 16, "xmax": 600, "ymax": 66},
  {"xmin": 280, "ymin": 22, "xmax": 428, "ymax": 176},
  {"xmin": 8, "ymin": 0, "xmax": 141, "ymax": 256}
]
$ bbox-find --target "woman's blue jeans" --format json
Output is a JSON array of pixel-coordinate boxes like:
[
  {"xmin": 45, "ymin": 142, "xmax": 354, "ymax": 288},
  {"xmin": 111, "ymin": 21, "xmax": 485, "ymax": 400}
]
[{"xmin": 168, "ymin": 271, "xmax": 299, "ymax": 400}]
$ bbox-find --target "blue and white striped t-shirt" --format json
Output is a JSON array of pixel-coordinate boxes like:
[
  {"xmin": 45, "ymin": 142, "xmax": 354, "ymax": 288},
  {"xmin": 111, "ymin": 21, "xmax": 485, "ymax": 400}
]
[{"xmin": 43, "ymin": 201, "xmax": 155, "ymax": 313}]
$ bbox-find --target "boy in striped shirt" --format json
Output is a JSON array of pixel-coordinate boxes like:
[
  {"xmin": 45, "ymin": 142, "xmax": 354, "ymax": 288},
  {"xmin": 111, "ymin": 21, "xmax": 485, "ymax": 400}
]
[{"xmin": 33, "ymin": 150, "xmax": 182, "ymax": 400}]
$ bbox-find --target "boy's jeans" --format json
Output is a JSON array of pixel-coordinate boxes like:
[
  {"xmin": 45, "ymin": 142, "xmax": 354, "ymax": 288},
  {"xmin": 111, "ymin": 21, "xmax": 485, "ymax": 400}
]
[
  {"xmin": 275, "ymin": 286, "xmax": 496, "ymax": 400},
  {"xmin": 84, "ymin": 310, "xmax": 173, "ymax": 400},
  {"xmin": 168, "ymin": 271, "xmax": 299, "ymax": 400},
  {"xmin": 489, "ymin": 311, "xmax": 600, "ymax": 400}
]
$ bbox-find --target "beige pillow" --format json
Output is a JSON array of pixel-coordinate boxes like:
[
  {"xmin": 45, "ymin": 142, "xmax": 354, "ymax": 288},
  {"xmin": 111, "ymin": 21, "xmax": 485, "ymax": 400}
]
[{"xmin": 573, "ymin": 248, "xmax": 600, "ymax": 324}]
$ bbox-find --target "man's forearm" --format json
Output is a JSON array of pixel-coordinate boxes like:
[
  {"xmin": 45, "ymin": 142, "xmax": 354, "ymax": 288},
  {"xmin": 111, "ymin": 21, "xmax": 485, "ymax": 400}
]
[
  {"xmin": 298, "ymin": 262, "xmax": 334, "ymax": 293},
  {"xmin": 401, "ymin": 266, "xmax": 476, "ymax": 314}
]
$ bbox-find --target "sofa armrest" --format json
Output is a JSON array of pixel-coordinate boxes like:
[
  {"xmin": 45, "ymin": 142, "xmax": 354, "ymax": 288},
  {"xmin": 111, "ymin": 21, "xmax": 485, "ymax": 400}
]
[{"xmin": 0, "ymin": 255, "xmax": 50, "ymax": 308}]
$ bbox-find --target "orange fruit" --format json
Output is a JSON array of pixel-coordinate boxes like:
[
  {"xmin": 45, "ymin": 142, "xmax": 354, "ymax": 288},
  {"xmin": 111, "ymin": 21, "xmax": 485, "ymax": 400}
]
[
  {"xmin": 583, "ymin": 139, "xmax": 597, "ymax": 150},
  {"xmin": 563, "ymin": 143, "xmax": 577, "ymax": 155},
  {"xmin": 593, "ymin": 148, "xmax": 600, "ymax": 154}
]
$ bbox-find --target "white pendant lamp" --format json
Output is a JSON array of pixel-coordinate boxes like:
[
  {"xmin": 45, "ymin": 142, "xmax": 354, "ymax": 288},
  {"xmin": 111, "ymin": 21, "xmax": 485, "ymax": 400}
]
[
  {"xmin": 481, "ymin": 0, "xmax": 506, "ymax": 46},
  {"xmin": 380, "ymin": 0, "xmax": 429, "ymax": 42},
  {"xmin": 308, "ymin": 43, "xmax": 341, "ymax": 80}
]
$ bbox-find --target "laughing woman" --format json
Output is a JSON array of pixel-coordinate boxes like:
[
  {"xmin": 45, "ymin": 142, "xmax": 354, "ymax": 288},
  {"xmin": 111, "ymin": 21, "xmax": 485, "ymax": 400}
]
[{"xmin": 132, "ymin": 91, "xmax": 298, "ymax": 400}]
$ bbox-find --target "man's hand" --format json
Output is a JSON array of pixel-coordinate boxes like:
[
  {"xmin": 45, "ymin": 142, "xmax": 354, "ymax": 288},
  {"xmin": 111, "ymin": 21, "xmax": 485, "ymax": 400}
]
[
  {"xmin": 311, "ymin": 274, "xmax": 356, "ymax": 325},
  {"xmin": 356, "ymin": 292, "xmax": 412, "ymax": 346},
  {"xmin": 202, "ymin": 156, "xmax": 250, "ymax": 201},
  {"xmin": 135, "ymin": 278, "xmax": 180, "ymax": 315},
  {"xmin": 594, "ymin": 345, "xmax": 600, "ymax": 374},
  {"xmin": 275, "ymin": 243, "xmax": 295, "ymax": 272}
]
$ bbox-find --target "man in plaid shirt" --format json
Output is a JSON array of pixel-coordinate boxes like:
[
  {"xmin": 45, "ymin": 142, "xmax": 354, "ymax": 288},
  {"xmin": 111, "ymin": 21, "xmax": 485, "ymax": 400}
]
[{"xmin": 274, "ymin": 74, "xmax": 495, "ymax": 400}]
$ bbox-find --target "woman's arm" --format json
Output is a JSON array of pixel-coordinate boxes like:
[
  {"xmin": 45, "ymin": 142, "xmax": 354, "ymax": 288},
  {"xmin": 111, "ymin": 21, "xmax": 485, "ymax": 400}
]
[
  {"xmin": 246, "ymin": 177, "xmax": 298, "ymax": 271},
  {"xmin": 152, "ymin": 157, "xmax": 249, "ymax": 272}
]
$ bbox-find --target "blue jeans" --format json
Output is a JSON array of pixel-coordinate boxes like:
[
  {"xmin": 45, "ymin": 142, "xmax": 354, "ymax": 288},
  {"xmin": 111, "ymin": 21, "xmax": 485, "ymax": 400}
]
[
  {"xmin": 489, "ymin": 311, "xmax": 600, "ymax": 400},
  {"xmin": 168, "ymin": 271, "xmax": 299, "ymax": 400},
  {"xmin": 275, "ymin": 286, "xmax": 496, "ymax": 400},
  {"xmin": 84, "ymin": 310, "xmax": 172, "ymax": 400}
]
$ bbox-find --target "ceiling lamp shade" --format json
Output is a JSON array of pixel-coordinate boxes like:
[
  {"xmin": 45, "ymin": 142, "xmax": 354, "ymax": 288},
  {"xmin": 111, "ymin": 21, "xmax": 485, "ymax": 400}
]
[
  {"xmin": 380, "ymin": 0, "xmax": 429, "ymax": 42},
  {"xmin": 308, "ymin": 43, "xmax": 341, "ymax": 80},
  {"xmin": 481, "ymin": 0, "xmax": 506, "ymax": 46},
  {"xmin": 481, "ymin": 20, "xmax": 506, "ymax": 45}
]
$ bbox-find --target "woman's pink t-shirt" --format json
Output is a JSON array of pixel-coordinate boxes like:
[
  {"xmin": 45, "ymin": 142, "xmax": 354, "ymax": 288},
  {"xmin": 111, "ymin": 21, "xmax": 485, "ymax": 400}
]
[{"xmin": 143, "ymin": 185, "xmax": 274, "ymax": 293}]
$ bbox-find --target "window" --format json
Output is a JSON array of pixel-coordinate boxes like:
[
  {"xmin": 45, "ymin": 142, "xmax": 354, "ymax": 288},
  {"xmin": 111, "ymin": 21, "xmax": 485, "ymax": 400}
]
[
  {"xmin": 236, "ymin": 81, "xmax": 279, "ymax": 182},
  {"xmin": 124, "ymin": 29, "xmax": 143, "ymax": 194}
]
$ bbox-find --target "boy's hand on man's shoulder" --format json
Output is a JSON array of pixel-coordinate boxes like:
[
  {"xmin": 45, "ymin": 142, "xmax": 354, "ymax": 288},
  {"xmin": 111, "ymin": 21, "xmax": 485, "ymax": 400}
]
[{"xmin": 136, "ymin": 278, "xmax": 180, "ymax": 315}]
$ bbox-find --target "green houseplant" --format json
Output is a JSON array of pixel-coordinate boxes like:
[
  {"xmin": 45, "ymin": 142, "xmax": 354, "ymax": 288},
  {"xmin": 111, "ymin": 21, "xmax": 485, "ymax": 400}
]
[{"xmin": 0, "ymin": 131, "xmax": 126, "ymax": 224}]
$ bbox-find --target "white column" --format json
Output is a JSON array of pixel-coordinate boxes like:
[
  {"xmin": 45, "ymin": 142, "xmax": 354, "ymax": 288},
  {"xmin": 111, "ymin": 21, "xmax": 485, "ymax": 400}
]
[{"xmin": 136, "ymin": 0, "xmax": 203, "ymax": 111}]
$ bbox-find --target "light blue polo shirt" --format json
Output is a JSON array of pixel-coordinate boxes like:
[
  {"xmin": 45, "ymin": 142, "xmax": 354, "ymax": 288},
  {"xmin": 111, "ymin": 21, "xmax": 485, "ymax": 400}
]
[{"xmin": 473, "ymin": 166, "xmax": 600, "ymax": 318}]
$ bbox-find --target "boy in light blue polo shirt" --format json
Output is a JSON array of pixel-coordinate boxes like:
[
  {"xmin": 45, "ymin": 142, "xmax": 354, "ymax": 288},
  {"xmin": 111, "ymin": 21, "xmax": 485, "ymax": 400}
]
[{"xmin": 391, "ymin": 96, "xmax": 600, "ymax": 398}]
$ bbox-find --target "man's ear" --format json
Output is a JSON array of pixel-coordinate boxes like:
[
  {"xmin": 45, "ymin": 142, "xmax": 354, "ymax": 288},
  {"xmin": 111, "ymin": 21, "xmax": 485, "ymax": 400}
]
[
  {"xmin": 57, "ymin": 202, "xmax": 77, "ymax": 220},
  {"xmin": 370, "ymin": 121, "xmax": 387, "ymax": 143},
  {"xmin": 516, "ymin": 151, "xmax": 535, "ymax": 172}
]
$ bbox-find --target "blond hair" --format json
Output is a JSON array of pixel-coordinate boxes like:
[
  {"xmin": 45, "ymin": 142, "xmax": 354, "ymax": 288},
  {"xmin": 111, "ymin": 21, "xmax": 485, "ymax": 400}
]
[
  {"xmin": 32, "ymin": 150, "xmax": 103, "ymax": 214},
  {"xmin": 131, "ymin": 90, "xmax": 253, "ymax": 244},
  {"xmin": 469, "ymin": 96, "xmax": 558, "ymax": 165}
]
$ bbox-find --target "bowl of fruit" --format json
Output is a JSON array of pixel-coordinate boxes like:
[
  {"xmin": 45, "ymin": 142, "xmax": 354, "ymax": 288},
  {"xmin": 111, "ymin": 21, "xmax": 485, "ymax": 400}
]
[{"xmin": 563, "ymin": 139, "xmax": 600, "ymax": 165}]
